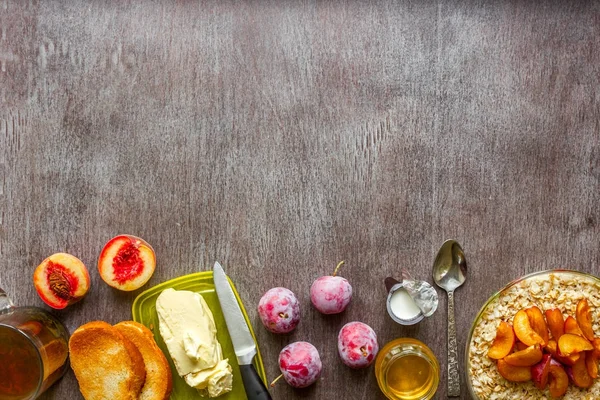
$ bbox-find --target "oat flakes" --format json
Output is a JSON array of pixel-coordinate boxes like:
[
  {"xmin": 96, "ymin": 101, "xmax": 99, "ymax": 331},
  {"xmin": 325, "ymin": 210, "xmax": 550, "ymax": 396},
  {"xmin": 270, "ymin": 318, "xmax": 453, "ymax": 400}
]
[{"xmin": 467, "ymin": 271, "xmax": 600, "ymax": 400}]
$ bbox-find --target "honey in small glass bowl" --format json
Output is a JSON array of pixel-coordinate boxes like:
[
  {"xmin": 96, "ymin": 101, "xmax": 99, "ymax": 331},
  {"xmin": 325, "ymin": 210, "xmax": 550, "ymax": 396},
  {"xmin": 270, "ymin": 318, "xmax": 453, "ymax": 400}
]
[{"xmin": 375, "ymin": 338, "xmax": 439, "ymax": 400}]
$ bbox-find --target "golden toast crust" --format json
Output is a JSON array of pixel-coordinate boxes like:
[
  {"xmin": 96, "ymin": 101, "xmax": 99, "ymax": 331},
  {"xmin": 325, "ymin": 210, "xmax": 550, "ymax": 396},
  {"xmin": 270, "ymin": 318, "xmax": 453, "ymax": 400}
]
[
  {"xmin": 114, "ymin": 321, "xmax": 173, "ymax": 400},
  {"xmin": 69, "ymin": 321, "xmax": 146, "ymax": 400}
]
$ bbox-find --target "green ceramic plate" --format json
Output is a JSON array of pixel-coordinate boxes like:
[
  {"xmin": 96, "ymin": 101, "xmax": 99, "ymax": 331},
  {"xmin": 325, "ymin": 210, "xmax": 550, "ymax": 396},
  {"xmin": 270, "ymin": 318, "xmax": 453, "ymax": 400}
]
[{"xmin": 132, "ymin": 271, "xmax": 267, "ymax": 400}]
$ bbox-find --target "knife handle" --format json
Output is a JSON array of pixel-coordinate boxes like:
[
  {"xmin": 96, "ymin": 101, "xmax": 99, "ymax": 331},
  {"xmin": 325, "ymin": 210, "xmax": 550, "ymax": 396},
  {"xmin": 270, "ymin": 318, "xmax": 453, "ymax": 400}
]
[{"xmin": 240, "ymin": 364, "xmax": 272, "ymax": 400}]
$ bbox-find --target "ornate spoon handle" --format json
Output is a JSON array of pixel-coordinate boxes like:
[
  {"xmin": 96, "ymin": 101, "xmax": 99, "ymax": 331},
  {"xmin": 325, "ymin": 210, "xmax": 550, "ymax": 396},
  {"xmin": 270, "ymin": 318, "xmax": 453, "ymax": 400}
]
[{"xmin": 447, "ymin": 290, "xmax": 460, "ymax": 397}]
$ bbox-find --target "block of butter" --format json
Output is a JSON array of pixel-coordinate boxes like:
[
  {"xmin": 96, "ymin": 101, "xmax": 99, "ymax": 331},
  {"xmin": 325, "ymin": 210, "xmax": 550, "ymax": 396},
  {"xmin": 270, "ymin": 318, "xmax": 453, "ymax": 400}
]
[{"xmin": 156, "ymin": 288, "xmax": 233, "ymax": 397}]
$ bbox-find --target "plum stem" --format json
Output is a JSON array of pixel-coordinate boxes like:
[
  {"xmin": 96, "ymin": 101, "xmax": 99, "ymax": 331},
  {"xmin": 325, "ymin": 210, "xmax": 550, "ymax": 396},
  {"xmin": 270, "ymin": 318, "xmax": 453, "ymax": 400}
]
[
  {"xmin": 361, "ymin": 346, "xmax": 368, "ymax": 357},
  {"xmin": 270, "ymin": 374, "xmax": 284, "ymax": 387},
  {"xmin": 332, "ymin": 260, "xmax": 345, "ymax": 277}
]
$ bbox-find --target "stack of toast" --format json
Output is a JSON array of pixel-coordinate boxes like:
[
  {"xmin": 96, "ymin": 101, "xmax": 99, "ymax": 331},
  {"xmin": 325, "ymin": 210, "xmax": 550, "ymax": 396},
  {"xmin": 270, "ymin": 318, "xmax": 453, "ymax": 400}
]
[{"xmin": 69, "ymin": 321, "xmax": 173, "ymax": 400}]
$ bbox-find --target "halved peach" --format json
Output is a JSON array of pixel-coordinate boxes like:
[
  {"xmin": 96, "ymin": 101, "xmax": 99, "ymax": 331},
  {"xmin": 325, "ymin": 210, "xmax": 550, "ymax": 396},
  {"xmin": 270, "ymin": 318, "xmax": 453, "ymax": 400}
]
[
  {"xmin": 496, "ymin": 359, "xmax": 532, "ymax": 382},
  {"xmin": 33, "ymin": 253, "xmax": 90, "ymax": 309},
  {"xmin": 564, "ymin": 315, "xmax": 585, "ymax": 337},
  {"xmin": 546, "ymin": 339, "xmax": 580, "ymax": 365},
  {"xmin": 488, "ymin": 321, "xmax": 516, "ymax": 360},
  {"xmin": 98, "ymin": 235, "xmax": 156, "ymax": 291},
  {"xmin": 545, "ymin": 308, "xmax": 565, "ymax": 340},
  {"xmin": 548, "ymin": 364, "xmax": 569, "ymax": 398},
  {"xmin": 586, "ymin": 350, "xmax": 599, "ymax": 379},
  {"xmin": 568, "ymin": 353, "xmax": 593, "ymax": 388},
  {"xmin": 513, "ymin": 310, "xmax": 545, "ymax": 347},
  {"xmin": 576, "ymin": 298, "xmax": 595, "ymax": 342},
  {"xmin": 531, "ymin": 354, "xmax": 552, "ymax": 390},
  {"xmin": 504, "ymin": 345, "xmax": 543, "ymax": 367},
  {"xmin": 558, "ymin": 333, "xmax": 593, "ymax": 356},
  {"xmin": 525, "ymin": 306, "xmax": 549, "ymax": 346}
]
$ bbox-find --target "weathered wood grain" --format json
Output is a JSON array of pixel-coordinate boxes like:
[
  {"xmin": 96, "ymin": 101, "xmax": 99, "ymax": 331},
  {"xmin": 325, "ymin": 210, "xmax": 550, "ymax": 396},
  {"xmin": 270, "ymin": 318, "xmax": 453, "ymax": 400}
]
[{"xmin": 1, "ymin": 1, "xmax": 599, "ymax": 399}]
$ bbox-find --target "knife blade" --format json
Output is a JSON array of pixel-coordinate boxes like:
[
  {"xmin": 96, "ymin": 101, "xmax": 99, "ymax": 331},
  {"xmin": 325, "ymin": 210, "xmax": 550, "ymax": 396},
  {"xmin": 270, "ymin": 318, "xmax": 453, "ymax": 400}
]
[{"xmin": 213, "ymin": 262, "xmax": 272, "ymax": 400}]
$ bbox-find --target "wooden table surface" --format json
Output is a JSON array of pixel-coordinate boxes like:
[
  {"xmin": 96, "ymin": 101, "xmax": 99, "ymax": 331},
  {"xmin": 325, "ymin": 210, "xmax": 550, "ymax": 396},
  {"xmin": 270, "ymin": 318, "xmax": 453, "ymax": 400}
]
[{"xmin": 1, "ymin": 1, "xmax": 599, "ymax": 399}]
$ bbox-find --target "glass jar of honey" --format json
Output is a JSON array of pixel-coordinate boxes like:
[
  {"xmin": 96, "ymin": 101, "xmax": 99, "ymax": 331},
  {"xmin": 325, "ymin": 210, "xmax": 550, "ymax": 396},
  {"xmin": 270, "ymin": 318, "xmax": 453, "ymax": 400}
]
[{"xmin": 375, "ymin": 338, "xmax": 439, "ymax": 400}]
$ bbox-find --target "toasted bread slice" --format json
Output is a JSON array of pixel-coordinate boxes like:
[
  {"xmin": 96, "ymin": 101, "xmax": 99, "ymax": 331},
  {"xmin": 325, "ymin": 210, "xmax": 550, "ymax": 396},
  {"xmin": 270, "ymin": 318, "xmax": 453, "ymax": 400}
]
[
  {"xmin": 69, "ymin": 321, "xmax": 146, "ymax": 400},
  {"xmin": 114, "ymin": 321, "xmax": 173, "ymax": 400}
]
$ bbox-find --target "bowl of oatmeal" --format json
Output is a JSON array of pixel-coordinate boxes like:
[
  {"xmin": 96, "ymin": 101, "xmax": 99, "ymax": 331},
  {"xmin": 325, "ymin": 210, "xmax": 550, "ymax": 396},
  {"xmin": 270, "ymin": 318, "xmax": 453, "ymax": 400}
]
[{"xmin": 466, "ymin": 269, "xmax": 600, "ymax": 400}]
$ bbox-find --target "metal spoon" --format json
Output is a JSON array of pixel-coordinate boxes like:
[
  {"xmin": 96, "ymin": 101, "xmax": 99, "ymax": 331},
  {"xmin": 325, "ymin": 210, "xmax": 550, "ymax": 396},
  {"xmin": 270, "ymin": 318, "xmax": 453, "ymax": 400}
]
[{"xmin": 432, "ymin": 239, "xmax": 467, "ymax": 398}]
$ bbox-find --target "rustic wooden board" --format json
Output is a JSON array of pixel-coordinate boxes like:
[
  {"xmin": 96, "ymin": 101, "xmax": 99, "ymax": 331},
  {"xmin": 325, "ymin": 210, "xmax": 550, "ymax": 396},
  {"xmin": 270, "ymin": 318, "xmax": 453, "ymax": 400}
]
[{"xmin": 1, "ymin": 1, "xmax": 599, "ymax": 399}]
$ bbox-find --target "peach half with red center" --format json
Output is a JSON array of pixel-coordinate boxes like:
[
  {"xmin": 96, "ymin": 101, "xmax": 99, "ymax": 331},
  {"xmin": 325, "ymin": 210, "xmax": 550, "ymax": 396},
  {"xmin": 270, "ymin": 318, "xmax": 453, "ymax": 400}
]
[
  {"xmin": 98, "ymin": 235, "xmax": 156, "ymax": 291},
  {"xmin": 33, "ymin": 253, "xmax": 90, "ymax": 309}
]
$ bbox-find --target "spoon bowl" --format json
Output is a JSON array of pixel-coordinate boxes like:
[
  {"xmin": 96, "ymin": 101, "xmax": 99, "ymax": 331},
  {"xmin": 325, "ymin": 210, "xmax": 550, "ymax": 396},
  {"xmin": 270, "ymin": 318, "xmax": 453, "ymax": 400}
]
[
  {"xmin": 433, "ymin": 240, "xmax": 467, "ymax": 292},
  {"xmin": 432, "ymin": 239, "xmax": 467, "ymax": 398}
]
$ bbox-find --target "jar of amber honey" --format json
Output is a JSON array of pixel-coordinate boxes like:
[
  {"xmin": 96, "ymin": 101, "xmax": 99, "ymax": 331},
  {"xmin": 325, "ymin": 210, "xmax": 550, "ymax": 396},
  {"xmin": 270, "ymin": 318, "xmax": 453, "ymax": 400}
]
[{"xmin": 375, "ymin": 338, "xmax": 440, "ymax": 400}]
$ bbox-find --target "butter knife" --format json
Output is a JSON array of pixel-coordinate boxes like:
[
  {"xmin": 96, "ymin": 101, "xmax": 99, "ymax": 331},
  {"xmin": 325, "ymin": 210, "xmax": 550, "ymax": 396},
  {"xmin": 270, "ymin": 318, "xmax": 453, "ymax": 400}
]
[{"xmin": 213, "ymin": 262, "xmax": 272, "ymax": 400}]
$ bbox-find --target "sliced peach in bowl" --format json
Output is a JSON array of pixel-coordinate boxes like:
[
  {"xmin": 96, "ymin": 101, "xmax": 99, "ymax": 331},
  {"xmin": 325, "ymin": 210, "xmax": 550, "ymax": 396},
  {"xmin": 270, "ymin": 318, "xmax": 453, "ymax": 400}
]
[
  {"xmin": 567, "ymin": 353, "xmax": 593, "ymax": 388},
  {"xmin": 558, "ymin": 333, "xmax": 593, "ymax": 356},
  {"xmin": 98, "ymin": 235, "xmax": 156, "ymax": 291},
  {"xmin": 548, "ymin": 363, "xmax": 569, "ymax": 398},
  {"xmin": 525, "ymin": 306, "xmax": 549, "ymax": 346},
  {"xmin": 33, "ymin": 253, "xmax": 90, "ymax": 309},
  {"xmin": 487, "ymin": 321, "xmax": 516, "ymax": 360},
  {"xmin": 515, "ymin": 341, "xmax": 528, "ymax": 352},
  {"xmin": 546, "ymin": 339, "xmax": 580, "ymax": 365},
  {"xmin": 504, "ymin": 344, "xmax": 543, "ymax": 367},
  {"xmin": 564, "ymin": 315, "xmax": 585, "ymax": 337},
  {"xmin": 586, "ymin": 350, "xmax": 598, "ymax": 379},
  {"xmin": 513, "ymin": 309, "xmax": 545, "ymax": 347},
  {"xmin": 545, "ymin": 338, "xmax": 558, "ymax": 355},
  {"xmin": 531, "ymin": 353, "xmax": 552, "ymax": 390},
  {"xmin": 593, "ymin": 338, "xmax": 600, "ymax": 357},
  {"xmin": 545, "ymin": 308, "xmax": 565, "ymax": 340},
  {"xmin": 558, "ymin": 353, "xmax": 581, "ymax": 367},
  {"xmin": 496, "ymin": 359, "xmax": 531, "ymax": 382},
  {"xmin": 576, "ymin": 298, "xmax": 595, "ymax": 342}
]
